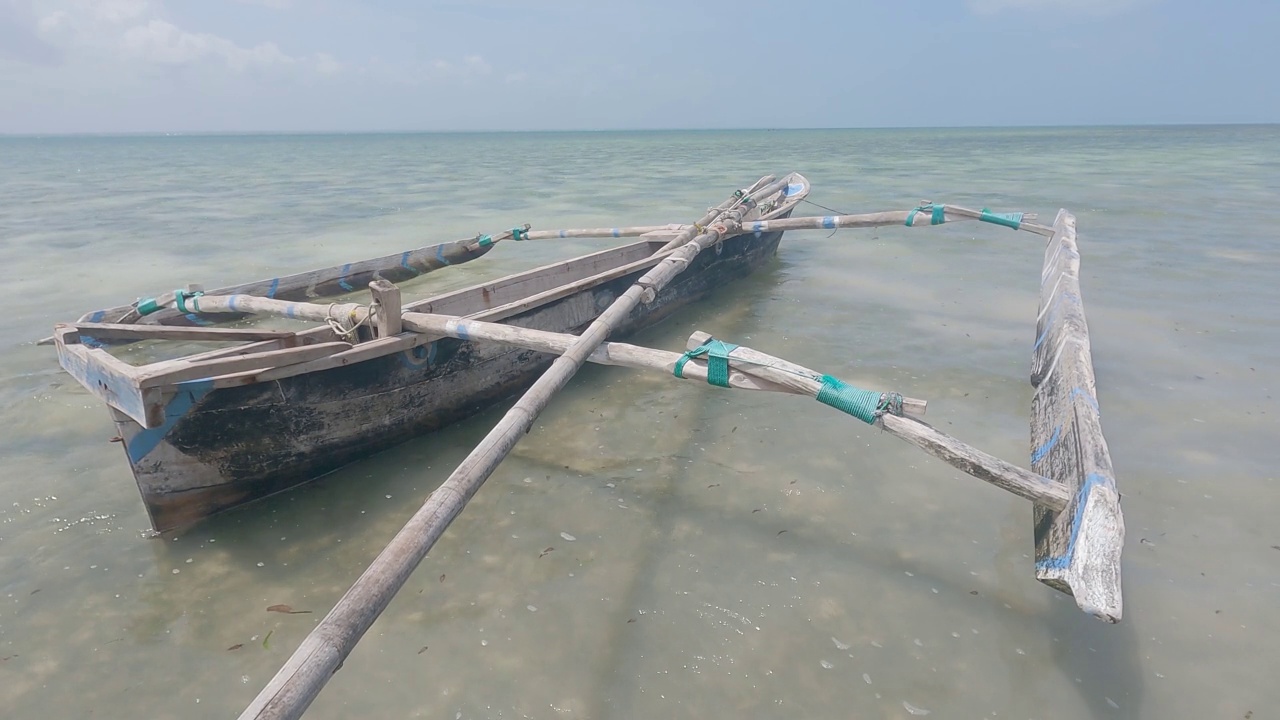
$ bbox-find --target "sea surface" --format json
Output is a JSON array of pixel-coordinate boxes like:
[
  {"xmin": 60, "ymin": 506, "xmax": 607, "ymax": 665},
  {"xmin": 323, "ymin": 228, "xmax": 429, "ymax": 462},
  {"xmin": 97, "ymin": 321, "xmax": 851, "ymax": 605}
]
[{"xmin": 0, "ymin": 127, "xmax": 1277, "ymax": 719}]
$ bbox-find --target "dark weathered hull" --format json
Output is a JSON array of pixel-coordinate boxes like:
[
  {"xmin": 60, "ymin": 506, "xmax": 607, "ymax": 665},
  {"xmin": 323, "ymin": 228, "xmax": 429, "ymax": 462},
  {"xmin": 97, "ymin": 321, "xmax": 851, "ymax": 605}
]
[{"xmin": 114, "ymin": 228, "xmax": 786, "ymax": 530}]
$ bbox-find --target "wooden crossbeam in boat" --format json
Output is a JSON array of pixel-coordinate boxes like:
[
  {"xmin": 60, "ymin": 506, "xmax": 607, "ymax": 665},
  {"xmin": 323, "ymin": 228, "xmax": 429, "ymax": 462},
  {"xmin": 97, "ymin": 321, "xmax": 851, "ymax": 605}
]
[
  {"xmin": 69, "ymin": 322, "xmax": 299, "ymax": 343},
  {"xmin": 1029, "ymin": 210, "xmax": 1124, "ymax": 623},
  {"xmin": 133, "ymin": 342, "xmax": 352, "ymax": 389}
]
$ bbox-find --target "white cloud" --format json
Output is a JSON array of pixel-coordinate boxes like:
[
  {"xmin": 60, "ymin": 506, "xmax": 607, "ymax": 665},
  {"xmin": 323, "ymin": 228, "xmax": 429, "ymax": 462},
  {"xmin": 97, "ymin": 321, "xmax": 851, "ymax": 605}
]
[
  {"xmin": 967, "ymin": 0, "xmax": 1152, "ymax": 15},
  {"xmin": 26, "ymin": 0, "xmax": 335, "ymax": 73},
  {"xmin": 120, "ymin": 19, "xmax": 294, "ymax": 70}
]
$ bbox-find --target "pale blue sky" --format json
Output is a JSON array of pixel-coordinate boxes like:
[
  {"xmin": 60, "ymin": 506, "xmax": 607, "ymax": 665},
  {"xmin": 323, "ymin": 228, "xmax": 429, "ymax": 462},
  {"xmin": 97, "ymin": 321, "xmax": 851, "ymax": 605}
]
[{"xmin": 1, "ymin": 0, "xmax": 1276, "ymax": 133}]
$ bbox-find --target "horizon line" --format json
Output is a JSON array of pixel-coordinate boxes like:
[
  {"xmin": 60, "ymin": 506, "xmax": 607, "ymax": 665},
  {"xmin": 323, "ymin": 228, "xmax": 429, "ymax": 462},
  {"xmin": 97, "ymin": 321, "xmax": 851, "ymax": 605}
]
[{"xmin": 2, "ymin": 121, "xmax": 1277, "ymax": 139}]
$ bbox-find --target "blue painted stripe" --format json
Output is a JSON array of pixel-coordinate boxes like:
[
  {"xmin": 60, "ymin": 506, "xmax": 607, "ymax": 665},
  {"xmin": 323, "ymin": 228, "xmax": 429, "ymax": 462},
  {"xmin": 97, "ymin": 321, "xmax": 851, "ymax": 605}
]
[
  {"xmin": 436, "ymin": 244, "xmax": 451, "ymax": 266},
  {"xmin": 1031, "ymin": 425, "xmax": 1061, "ymax": 463},
  {"xmin": 821, "ymin": 216, "xmax": 836, "ymax": 229},
  {"xmin": 89, "ymin": 310, "xmax": 106, "ymax": 322},
  {"xmin": 559, "ymin": 230, "xmax": 567, "ymax": 238},
  {"xmin": 266, "ymin": 278, "xmax": 280, "ymax": 299},
  {"xmin": 611, "ymin": 228, "xmax": 620, "ymax": 238},
  {"xmin": 125, "ymin": 380, "xmax": 215, "ymax": 463},
  {"xmin": 1036, "ymin": 473, "xmax": 1109, "ymax": 571},
  {"xmin": 752, "ymin": 222, "xmax": 765, "ymax": 233},
  {"xmin": 784, "ymin": 182, "xmax": 804, "ymax": 196},
  {"xmin": 286, "ymin": 305, "xmax": 296, "ymax": 320},
  {"xmin": 184, "ymin": 313, "xmax": 213, "ymax": 326},
  {"xmin": 228, "ymin": 295, "xmax": 240, "ymax": 313},
  {"xmin": 1033, "ymin": 310, "xmax": 1056, "ymax": 352},
  {"xmin": 1071, "ymin": 387, "xmax": 1100, "ymax": 413},
  {"xmin": 400, "ymin": 251, "xmax": 413, "ymax": 273},
  {"xmin": 338, "ymin": 264, "xmax": 354, "ymax": 292},
  {"xmin": 455, "ymin": 322, "xmax": 470, "ymax": 341}
]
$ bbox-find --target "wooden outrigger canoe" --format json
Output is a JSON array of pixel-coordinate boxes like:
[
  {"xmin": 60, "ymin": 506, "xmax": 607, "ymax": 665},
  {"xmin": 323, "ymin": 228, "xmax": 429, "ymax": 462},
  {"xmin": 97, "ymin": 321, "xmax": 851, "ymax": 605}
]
[
  {"xmin": 47, "ymin": 171, "xmax": 1124, "ymax": 719},
  {"xmin": 52, "ymin": 174, "xmax": 810, "ymax": 531}
]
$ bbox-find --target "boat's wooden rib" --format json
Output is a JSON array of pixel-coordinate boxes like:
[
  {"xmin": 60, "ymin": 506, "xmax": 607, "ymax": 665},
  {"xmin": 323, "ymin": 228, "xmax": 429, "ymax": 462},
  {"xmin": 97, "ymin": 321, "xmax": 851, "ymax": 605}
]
[{"xmin": 1030, "ymin": 210, "xmax": 1124, "ymax": 623}]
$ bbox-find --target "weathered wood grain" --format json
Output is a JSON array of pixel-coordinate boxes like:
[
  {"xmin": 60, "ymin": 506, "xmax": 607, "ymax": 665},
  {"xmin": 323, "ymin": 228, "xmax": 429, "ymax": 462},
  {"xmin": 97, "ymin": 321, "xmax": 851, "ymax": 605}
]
[
  {"xmin": 368, "ymin": 280, "xmax": 402, "ymax": 337},
  {"xmin": 53, "ymin": 326, "xmax": 162, "ymax": 428},
  {"xmin": 1030, "ymin": 210, "xmax": 1124, "ymax": 622}
]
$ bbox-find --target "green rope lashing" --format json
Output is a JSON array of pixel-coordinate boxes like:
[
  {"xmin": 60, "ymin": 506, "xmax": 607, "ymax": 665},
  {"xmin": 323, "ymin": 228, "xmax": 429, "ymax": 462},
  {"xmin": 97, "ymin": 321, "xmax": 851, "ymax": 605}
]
[
  {"xmin": 476, "ymin": 234, "xmax": 494, "ymax": 247},
  {"xmin": 905, "ymin": 204, "xmax": 946, "ymax": 227},
  {"xmin": 174, "ymin": 289, "xmax": 204, "ymax": 315},
  {"xmin": 979, "ymin": 209, "xmax": 1024, "ymax": 230},
  {"xmin": 816, "ymin": 375, "xmax": 904, "ymax": 424},
  {"xmin": 511, "ymin": 227, "xmax": 528, "ymax": 241},
  {"xmin": 136, "ymin": 298, "xmax": 160, "ymax": 316},
  {"xmin": 673, "ymin": 339, "xmax": 740, "ymax": 388}
]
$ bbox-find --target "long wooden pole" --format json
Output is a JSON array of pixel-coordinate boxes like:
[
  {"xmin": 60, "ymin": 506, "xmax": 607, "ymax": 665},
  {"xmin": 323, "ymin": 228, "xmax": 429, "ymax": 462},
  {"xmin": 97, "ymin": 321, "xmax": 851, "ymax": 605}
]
[
  {"xmin": 238, "ymin": 175, "xmax": 791, "ymax": 720},
  {"xmin": 401, "ymin": 315, "xmax": 1065, "ymax": 510},
  {"xmin": 509, "ymin": 206, "xmax": 1046, "ymax": 242}
]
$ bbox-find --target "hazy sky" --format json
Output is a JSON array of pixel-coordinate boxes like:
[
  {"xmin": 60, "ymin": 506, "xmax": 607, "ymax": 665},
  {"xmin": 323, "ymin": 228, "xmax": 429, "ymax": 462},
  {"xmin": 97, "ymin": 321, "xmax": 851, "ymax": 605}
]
[{"xmin": 1, "ymin": 0, "xmax": 1276, "ymax": 133}]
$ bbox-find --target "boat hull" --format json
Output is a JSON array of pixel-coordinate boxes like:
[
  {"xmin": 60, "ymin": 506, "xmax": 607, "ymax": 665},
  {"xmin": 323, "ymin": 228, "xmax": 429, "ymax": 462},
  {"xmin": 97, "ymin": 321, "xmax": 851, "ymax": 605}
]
[{"xmin": 114, "ymin": 228, "xmax": 787, "ymax": 531}]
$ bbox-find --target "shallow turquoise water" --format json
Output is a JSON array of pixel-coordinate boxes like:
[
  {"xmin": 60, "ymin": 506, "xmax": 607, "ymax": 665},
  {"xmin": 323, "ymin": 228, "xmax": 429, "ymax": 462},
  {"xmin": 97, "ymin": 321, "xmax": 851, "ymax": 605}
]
[{"xmin": 1, "ymin": 127, "xmax": 1278, "ymax": 719}]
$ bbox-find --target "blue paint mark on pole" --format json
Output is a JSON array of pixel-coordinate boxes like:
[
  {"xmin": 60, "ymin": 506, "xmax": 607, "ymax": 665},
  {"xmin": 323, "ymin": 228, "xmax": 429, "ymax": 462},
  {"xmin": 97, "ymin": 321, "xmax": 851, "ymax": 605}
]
[
  {"xmin": 611, "ymin": 228, "xmax": 620, "ymax": 238},
  {"xmin": 821, "ymin": 216, "xmax": 836, "ymax": 229},
  {"xmin": 286, "ymin": 305, "xmax": 296, "ymax": 320},
  {"xmin": 266, "ymin": 278, "xmax": 280, "ymax": 299},
  {"xmin": 752, "ymin": 222, "xmax": 764, "ymax": 233},
  {"xmin": 400, "ymin": 251, "xmax": 415, "ymax": 274},
  {"xmin": 185, "ymin": 313, "xmax": 213, "ymax": 326},
  {"xmin": 228, "ymin": 295, "xmax": 240, "ymax": 313},
  {"xmin": 559, "ymin": 230, "xmax": 567, "ymax": 238},
  {"xmin": 1070, "ymin": 387, "xmax": 1100, "ymax": 413},
  {"xmin": 1035, "ymin": 473, "xmax": 1109, "ymax": 571},
  {"xmin": 436, "ymin": 245, "xmax": 451, "ymax": 266},
  {"xmin": 338, "ymin": 264, "xmax": 355, "ymax": 292},
  {"xmin": 125, "ymin": 379, "xmax": 215, "ymax": 463},
  {"xmin": 1031, "ymin": 425, "xmax": 1061, "ymax": 463},
  {"xmin": 1033, "ymin": 311, "xmax": 1056, "ymax": 352},
  {"xmin": 455, "ymin": 323, "xmax": 470, "ymax": 341}
]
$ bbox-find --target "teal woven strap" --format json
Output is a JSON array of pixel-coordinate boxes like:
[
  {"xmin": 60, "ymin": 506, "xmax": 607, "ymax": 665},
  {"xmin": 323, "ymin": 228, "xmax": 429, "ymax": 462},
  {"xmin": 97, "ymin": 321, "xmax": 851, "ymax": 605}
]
[
  {"xmin": 815, "ymin": 375, "xmax": 904, "ymax": 424},
  {"xmin": 511, "ymin": 227, "xmax": 527, "ymax": 241},
  {"xmin": 673, "ymin": 339, "xmax": 739, "ymax": 388},
  {"xmin": 174, "ymin": 289, "xmax": 204, "ymax": 315},
  {"xmin": 979, "ymin": 209, "xmax": 1023, "ymax": 230},
  {"xmin": 905, "ymin": 204, "xmax": 945, "ymax": 227},
  {"xmin": 136, "ymin": 298, "xmax": 160, "ymax": 316},
  {"xmin": 477, "ymin": 234, "xmax": 494, "ymax": 247}
]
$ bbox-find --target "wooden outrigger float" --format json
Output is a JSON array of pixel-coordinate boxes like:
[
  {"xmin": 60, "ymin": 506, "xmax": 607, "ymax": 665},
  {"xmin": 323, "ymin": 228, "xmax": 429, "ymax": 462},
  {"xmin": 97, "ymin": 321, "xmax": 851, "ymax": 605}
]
[{"xmin": 45, "ymin": 172, "xmax": 1123, "ymax": 719}]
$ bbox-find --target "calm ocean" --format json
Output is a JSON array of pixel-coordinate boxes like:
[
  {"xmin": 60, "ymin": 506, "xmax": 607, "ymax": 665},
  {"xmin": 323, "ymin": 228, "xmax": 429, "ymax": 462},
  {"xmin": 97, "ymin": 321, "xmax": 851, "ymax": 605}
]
[{"xmin": 1, "ymin": 127, "xmax": 1277, "ymax": 719}]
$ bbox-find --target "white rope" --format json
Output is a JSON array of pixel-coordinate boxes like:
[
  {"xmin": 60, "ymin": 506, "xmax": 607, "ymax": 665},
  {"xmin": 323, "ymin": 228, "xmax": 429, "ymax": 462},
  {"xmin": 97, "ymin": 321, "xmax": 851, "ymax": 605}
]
[{"xmin": 326, "ymin": 301, "xmax": 378, "ymax": 341}]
